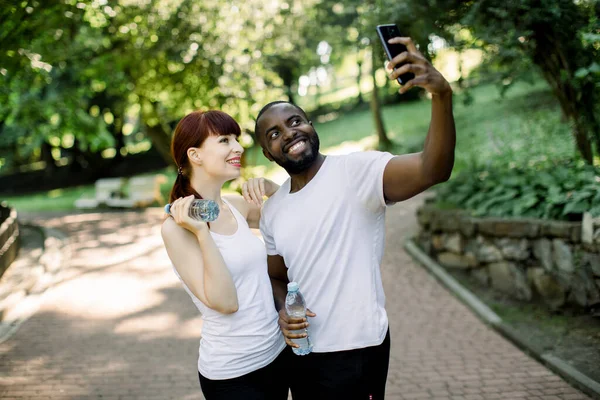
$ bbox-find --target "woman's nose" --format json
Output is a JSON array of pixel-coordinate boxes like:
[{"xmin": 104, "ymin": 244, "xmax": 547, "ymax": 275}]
[{"xmin": 233, "ymin": 140, "xmax": 244, "ymax": 154}]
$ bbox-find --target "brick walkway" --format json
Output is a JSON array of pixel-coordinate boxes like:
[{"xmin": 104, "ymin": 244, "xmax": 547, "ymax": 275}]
[{"xmin": 0, "ymin": 197, "xmax": 591, "ymax": 399}]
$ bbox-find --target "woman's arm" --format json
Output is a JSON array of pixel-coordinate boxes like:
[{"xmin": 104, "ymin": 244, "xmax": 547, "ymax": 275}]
[{"xmin": 162, "ymin": 196, "xmax": 238, "ymax": 314}]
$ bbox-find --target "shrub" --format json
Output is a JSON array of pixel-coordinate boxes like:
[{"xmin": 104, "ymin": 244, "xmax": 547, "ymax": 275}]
[{"xmin": 435, "ymin": 158, "xmax": 600, "ymax": 221}]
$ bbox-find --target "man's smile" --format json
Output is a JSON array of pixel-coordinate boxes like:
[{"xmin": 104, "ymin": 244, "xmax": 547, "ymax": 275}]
[{"xmin": 286, "ymin": 139, "xmax": 308, "ymax": 155}]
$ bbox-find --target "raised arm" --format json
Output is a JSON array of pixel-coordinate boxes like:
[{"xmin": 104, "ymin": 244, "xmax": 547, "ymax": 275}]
[
  {"xmin": 161, "ymin": 196, "xmax": 238, "ymax": 314},
  {"xmin": 383, "ymin": 37, "xmax": 456, "ymax": 203}
]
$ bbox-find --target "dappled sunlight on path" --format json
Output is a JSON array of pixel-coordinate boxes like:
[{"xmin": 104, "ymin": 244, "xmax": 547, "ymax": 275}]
[
  {"xmin": 0, "ymin": 203, "xmax": 591, "ymax": 399},
  {"xmin": 1, "ymin": 209, "xmax": 204, "ymax": 399}
]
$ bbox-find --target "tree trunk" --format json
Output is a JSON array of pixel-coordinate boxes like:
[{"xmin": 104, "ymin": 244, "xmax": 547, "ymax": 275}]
[
  {"xmin": 145, "ymin": 123, "xmax": 173, "ymax": 166},
  {"xmin": 140, "ymin": 100, "xmax": 175, "ymax": 166},
  {"xmin": 370, "ymin": 47, "xmax": 392, "ymax": 150},
  {"xmin": 112, "ymin": 112, "xmax": 125, "ymax": 163},
  {"xmin": 278, "ymin": 64, "xmax": 296, "ymax": 105},
  {"xmin": 69, "ymin": 139, "xmax": 106, "ymax": 177},
  {"xmin": 519, "ymin": 6, "xmax": 600, "ymax": 164},
  {"xmin": 40, "ymin": 141, "xmax": 57, "ymax": 176},
  {"xmin": 356, "ymin": 58, "xmax": 364, "ymax": 106},
  {"xmin": 532, "ymin": 35, "xmax": 597, "ymax": 163},
  {"xmin": 285, "ymin": 85, "xmax": 296, "ymax": 105}
]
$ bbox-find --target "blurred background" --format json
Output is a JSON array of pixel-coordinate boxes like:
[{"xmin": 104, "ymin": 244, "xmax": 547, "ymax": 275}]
[
  {"xmin": 1, "ymin": 0, "xmax": 598, "ymax": 218},
  {"xmin": 1, "ymin": 2, "xmax": 600, "ymax": 399}
]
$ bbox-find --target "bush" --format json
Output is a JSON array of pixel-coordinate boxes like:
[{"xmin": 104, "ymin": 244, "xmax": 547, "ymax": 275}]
[{"xmin": 435, "ymin": 158, "xmax": 600, "ymax": 221}]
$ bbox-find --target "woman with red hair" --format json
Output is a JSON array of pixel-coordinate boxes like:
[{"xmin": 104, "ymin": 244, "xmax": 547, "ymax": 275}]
[{"xmin": 161, "ymin": 110, "xmax": 291, "ymax": 399}]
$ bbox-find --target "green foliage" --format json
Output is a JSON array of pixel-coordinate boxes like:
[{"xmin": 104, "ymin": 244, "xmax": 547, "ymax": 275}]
[
  {"xmin": 436, "ymin": 159, "xmax": 600, "ymax": 220},
  {"xmin": 436, "ymin": 80, "xmax": 600, "ymax": 221},
  {"xmin": 3, "ymin": 0, "xmax": 599, "ymax": 182},
  {"xmin": 0, "ymin": 0, "xmax": 306, "ymax": 171},
  {"xmin": 434, "ymin": 0, "xmax": 600, "ymax": 162}
]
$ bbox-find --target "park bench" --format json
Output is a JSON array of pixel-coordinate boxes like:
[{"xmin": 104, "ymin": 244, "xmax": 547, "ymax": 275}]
[{"xmin": 74, "ymin": 175, "xmax": 166, "ymax": 209}]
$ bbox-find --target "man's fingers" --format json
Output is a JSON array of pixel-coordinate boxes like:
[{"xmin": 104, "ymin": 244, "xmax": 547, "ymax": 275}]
[
  {"xmin": 390, "ymin": 63, "xmax": 426, "ymax": 81},
  {"xmin": 281, "ymin": 325, "xmax": 308, "ymax": 339},
  {"xmin": 286, "ymin": 322, "xmax": 309, "ymax": 331},
  {"xmin": 388, "ymin": 52, "xmax": 426, "ymax": 71},
  {"xmin": 285, "ymin": 331, "xmax": 308, "ymax": 339},
  {"xmin": 399, "ymin": 79, "xmax": 416, "ymax": 94},
  {"xmin": 398, "ymin": 74, "xmax": 430, "ymax": 94},
  {"xmin": 279, "ymin": 309, "xmax": 306, "ymax": 324},
  {"xmin": 279, "ymin": 316, "xmax": 306, "ymax": 328},
  {"xmin": 279, "ymin": 324, "xmax": 306, "ymax": 341},
  {"xmin": 306, "ymin": 309, "xmax": 316, "ymax": 317},
  {"xmin": 388, "ymin": 36, "xmax": 418, "ymax": 53},
  {"xmin": 278, "ymin": 309, "xmax": 291, "ymax": 322}
]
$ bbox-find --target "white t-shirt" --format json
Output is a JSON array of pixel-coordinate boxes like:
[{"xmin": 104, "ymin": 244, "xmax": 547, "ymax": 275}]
[
  {"xmin": 174, "ymin": 198, "xmax": 285, "ymax": 380},
  {"xmin": 260, "ymin": 151, "xmax": 395, "ymax": 353}
]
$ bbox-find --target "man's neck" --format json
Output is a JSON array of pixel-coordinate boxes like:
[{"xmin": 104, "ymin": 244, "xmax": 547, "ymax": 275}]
[{"xmin": 289, "ymin": 154, "xmax": 326, "ymax": 193}]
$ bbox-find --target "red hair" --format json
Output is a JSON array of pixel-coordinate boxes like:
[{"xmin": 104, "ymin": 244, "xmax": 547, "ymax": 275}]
[{"xmin": 169, "ymin": 110, "xmax": 241, "ymax": 203}]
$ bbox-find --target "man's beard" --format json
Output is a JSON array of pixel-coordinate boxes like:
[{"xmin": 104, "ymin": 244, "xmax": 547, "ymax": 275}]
[{"xmin": 277, "ymin": 134, "xmax": 320, "ymax": 175}]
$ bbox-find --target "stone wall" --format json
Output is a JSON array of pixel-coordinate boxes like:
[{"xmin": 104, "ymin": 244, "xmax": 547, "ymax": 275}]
[
  {"xmin": 416, "ymin": 205, "xmax": 600, "ymax": 310},
  {"xmin": 0, "ymin": 203, "xmax": 20, "ymax": 279}
]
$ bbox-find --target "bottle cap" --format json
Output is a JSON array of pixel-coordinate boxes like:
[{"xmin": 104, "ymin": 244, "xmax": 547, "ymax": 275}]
[
  {"xmin": 164, "ymin": 204, "xmax": 171, "ymax": 215},
  {"xmin": 287, "ymin": 282, "xmax": 299, "ymax": 292}
]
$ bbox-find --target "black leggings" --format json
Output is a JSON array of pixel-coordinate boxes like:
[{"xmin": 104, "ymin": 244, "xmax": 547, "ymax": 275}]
[{"xmin": 198, "ymin": 347, "xmax": 291, "ymax": 400}]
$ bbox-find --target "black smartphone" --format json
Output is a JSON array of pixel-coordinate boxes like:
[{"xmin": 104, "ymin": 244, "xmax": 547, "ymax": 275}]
[{"xmin": 376, "ymin": 24, "xmax": 414, "ymax": 85}]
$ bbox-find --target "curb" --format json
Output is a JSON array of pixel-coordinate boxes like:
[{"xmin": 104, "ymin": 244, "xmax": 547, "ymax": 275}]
[
  {"xmin": 404, "ymin": 238, "xmax": 600, "ymax": 400},
  {"xmin": 0, "ymin": 225, "xmax": 70, "ymax": 344}
]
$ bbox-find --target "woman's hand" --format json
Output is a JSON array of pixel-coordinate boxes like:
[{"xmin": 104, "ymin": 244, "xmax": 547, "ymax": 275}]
[
  {"xmin": 242, "ymin": 177, "xmax": 279, "ymax": 207},
  {"xmin": 169, "ymin": 195, "xmax": 209, "ymax": 236}
]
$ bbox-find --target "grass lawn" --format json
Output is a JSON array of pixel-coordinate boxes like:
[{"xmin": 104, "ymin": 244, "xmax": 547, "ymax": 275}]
[{"xmin": 3, "ymin": 79, "xmax": 572, "ymax": 212}]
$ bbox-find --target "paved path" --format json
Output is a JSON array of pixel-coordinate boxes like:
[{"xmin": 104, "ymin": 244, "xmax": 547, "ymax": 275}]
[{"xmin": 0, "ymin": 196, "xmax": 591, "ymax": 399}]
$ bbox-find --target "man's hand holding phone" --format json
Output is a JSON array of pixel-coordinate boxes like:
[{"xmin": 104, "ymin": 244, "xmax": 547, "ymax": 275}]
[
  {"xmin": 376, "ymin": 24, "xmax": 451, "ymax": 97},
  {"xmin": 385, "ymin": 36, "xmax": 452, "ymax": 96}
]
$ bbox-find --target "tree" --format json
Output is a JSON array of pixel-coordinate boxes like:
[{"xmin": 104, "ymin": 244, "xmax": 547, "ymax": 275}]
[
  {"xmin": 0, "ymin": 0, "xmax": 295, "ymax": 171},
  {"xmin": 310, "ymin": 0, "xmax": 439, "ymax": 148},
  {"xmin": 425, "ymin": 0, "xmax": 600, "ymax": 163}
]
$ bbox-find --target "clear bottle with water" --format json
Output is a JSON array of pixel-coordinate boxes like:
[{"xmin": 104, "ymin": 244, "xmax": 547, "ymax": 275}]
[
  {"xmin": 285, "ymin": 282, "xmax": 313, "ymax": 356},
  {"xmin": 164, "ymin": 199, "xmax": 220, "ymax": 222}
]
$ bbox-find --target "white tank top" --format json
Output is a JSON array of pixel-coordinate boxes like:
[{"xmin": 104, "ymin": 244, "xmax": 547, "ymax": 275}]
[{"xmin": 173, "ymin": 198, "xmax": 285, "ymax": 380}]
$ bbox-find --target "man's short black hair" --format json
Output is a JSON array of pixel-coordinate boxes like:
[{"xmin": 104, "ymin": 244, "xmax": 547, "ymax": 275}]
[{"xmin": 254, "ymin": 101, "xmax": 309, "ymax": 145}]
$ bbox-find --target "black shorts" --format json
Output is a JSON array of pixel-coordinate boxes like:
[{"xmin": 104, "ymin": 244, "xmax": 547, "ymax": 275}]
[
  {"xmin": 198, "ymin": 346, "xmax": 292, "ymax": 400},
  {"xmin": 289, "ymin": 329, "xmax": 391, "ymax": 400}
]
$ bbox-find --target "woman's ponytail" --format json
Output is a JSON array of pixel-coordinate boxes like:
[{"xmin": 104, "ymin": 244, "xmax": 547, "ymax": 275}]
[{"xmin": 168, "ymin": 169, "xmax": 203, "ymax": 204}]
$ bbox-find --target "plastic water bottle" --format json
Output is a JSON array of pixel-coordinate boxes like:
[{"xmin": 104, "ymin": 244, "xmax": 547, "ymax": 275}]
[
  {"xmin": 285, "ymin": 282, "xmax": 313, "ymax": 356},
  {"xmin": 164, "ymin": 199, "xmax": 220, "ymax": 222}
]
